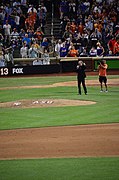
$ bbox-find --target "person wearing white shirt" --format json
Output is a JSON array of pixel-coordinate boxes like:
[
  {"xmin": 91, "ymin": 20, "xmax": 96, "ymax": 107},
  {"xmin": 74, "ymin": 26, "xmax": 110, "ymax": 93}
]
[
  {"xmin": 55, "ymin": 39, "xmax": 63, "ymax": 57},
  {"xmin": 27, "ymin": 5, "xmax": 37, "ymax": 14},
  {"xmin": 20, "ymin": 42, "xmax": 28, "ymax": 58},
  {"xmin": 13, "ymin": 0, "xmax": 21, "ymax": 7},
  {"xmin": 11, "ymin": 28, "xmax": 19, "ymax": 40},
  {"xmin": 3, "ymin": 20, "xmax": 11, "ymax": 43}
]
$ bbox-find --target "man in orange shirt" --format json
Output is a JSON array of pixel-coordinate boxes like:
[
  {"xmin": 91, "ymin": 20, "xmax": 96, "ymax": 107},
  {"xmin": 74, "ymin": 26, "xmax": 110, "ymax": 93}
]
[{"xmin": 97, "ymin": 60, "xmax": 108, "ymax": 92}]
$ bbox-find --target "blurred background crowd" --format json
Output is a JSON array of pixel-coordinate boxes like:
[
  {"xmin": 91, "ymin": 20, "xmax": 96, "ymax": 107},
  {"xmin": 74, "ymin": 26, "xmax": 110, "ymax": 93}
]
[{"xmin": 0, "ymin": 0, "xmax": 119, "ymax": 66}]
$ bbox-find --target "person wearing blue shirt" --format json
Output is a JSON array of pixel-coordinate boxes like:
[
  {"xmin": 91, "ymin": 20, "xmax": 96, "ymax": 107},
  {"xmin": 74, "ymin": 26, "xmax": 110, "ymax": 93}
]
[
  {"xmin": 22, "ymin": 33, "xmax": 31, "ymax": 48},
  {"xmin": 41, "ymin": 38, "xmax": 49, "ymax": 49},
  {"xmin": 60, "ymin": 43, "xmax": 67, "ymax": 57}
]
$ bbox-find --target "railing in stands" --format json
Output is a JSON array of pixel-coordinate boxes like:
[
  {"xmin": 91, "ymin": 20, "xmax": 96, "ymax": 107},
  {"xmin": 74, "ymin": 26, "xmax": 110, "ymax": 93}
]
[{"xmin": 51, "ymin": 1, "xmax": 54, "ymax": 36}]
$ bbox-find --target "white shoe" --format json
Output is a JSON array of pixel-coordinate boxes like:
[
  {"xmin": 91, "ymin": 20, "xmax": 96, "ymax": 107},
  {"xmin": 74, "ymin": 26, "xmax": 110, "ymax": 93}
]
[
  {"xmin": 100, "ymin": 90, "xmax": 103, "ymax": 92},
  {"xmin": 105, "ymin": 90, "xmax": 108, "ymax": 92}
]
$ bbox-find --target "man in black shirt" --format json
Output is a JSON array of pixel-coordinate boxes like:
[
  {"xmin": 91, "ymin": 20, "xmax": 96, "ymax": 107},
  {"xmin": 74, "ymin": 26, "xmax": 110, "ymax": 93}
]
[{"xmin": 76, "ymin": 60, "xmax": 87, "ymax": 95}]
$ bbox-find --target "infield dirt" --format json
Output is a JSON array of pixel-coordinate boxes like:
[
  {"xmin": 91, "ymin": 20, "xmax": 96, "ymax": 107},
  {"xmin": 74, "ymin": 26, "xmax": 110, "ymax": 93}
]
[{"xmin": 0, "ymin": 123, "xmax": 119, "ymax": 159}]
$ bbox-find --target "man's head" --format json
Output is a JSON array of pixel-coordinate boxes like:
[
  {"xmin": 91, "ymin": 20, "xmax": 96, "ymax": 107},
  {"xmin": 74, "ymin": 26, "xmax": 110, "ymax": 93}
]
[
  {"xmin": 78, "ymin": 60, "xmax": 83, "ymax": 66},
  {"xmin": 100, "ymin": 60, "xmax": 106, "ymax": 65}
]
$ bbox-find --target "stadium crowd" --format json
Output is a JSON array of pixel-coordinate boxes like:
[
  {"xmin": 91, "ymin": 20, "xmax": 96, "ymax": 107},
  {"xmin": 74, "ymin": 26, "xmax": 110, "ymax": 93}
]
[{"xmin": 0, "ymin": 0, "xmax": 119, "ymax": 66}]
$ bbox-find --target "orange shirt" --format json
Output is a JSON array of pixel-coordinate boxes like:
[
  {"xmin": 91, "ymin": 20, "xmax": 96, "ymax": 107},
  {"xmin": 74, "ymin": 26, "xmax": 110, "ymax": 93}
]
[
  {"xmin": 35, "ymin": 31, "xmax": 43, "ymax": 40},
  {"xmin": 78, "ymin": 24, "xmax": 84, "ymax": 35},
  {"xmin": 69, "ymin": 49, "xmax": 78, "ymax": 57},
  {"xmin": 98, "ymin": 64, "xmax": 108, "ymax": 76},
  {"xmin": 25, "ymin": 17, "xmax": 35, "ymax": 27},
  {"xmin": 114, "ymin": 42, "xmax": 119, "ymax": 54},
  {"xmin": 70, "ymin": 24, "xmax": 77, "ymax": 34}
]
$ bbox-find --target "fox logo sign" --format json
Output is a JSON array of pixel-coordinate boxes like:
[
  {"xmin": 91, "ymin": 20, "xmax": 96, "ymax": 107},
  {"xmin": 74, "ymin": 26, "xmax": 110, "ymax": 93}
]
[{"xmin": 12, "ymin": 68, "xmax": 23, "ymax": 74}]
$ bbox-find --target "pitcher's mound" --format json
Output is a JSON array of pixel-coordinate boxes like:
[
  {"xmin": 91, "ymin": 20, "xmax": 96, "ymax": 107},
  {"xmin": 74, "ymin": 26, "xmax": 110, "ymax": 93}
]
[{"xmin": 0, "ymin": 99, "xmax": 96, "ymax": 108}]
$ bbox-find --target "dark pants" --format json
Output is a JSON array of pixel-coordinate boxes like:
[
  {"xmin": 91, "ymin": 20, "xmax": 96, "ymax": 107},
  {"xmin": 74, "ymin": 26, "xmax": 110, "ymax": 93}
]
[{"xmin": 78, "ymin": 78, "xmax": 87, "ymax": 95}]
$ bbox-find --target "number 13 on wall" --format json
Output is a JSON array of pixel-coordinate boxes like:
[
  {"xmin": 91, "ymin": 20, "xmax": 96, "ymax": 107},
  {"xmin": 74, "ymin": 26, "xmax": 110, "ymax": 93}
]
[{"xmin": 0, "ymin": 68, "xmax": 9, "ymax": 76}]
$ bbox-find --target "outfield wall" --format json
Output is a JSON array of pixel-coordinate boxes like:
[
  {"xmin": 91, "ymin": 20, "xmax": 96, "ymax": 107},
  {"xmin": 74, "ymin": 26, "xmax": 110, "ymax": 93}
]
[{"xmin": 0, "ymin": 57, "xmax": 119, "ymax": 76}]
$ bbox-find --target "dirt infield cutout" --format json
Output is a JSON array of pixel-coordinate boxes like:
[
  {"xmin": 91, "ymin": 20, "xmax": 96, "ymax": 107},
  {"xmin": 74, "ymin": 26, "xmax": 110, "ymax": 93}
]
[
  {"xmin": 0, "ymin": 123, "xmax": 119, "ymax": 159},
  {"xmin": 0, "ymin": 99, "xmax": 96, "ymax": 108}
]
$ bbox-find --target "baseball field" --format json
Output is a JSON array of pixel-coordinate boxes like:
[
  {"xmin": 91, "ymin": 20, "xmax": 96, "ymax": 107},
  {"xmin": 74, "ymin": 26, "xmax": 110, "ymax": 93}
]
[{"xmin": 0, "ymin": 73, "xmax": 119, "ymax": 180}]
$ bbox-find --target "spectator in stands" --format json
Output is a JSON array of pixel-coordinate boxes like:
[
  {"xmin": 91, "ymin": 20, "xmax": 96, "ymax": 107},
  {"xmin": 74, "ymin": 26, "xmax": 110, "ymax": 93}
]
[
  {"xmin": 85, "ymin": 16, "xmax": 94, "ymax": 33},
  {"xmin": 0, "ymin": 48, "xmax": 5, "ymax": 67},
  {"xmin": 90, "ymin": 30, "xmax": 98, "ymax": 48},
  {"xmin": 80, "ymin": 47, "xmax": 88, "ymax": 57},
  {"xmin": 22, "ymin": 33, "xmax": 31, "ymax": 47},
  {"xmin": 94, "ymin": 28, "xmax": 102, "ymax": 41},
  {"xmin": 32, "ymin": 40, "xmax": 40, "ymax": 50},
  {"xmin": 34, "ymin": 27, "xmax": 44, "ymax": 43},
  {"xmin": 59, "ymin": 0, "xmax": 69, "ymax": 20},
  {"xmin": 55, "ymin": 39, "xmax": 62, "ymax": 57},
  {"xmin": 93, "ymin": 2, "xmax": 101, "ymax": 14},
  {"xmin": 10, "ymin": 27, "xmax": 19, "ymax": 40},
  {"xmin": 27, "ymin": 4, "xmax": 37, "ymax": 15},
  {"xmin": 19, "ymin": 13, "xmax": 26, "ymax": 30},
  {"xmin": 68, "ymin": 45, "xmax": 79, "ymax": 57},
  {"xmin": 14, "ymin": 12, "xmax": 20, "ymax": 31},
  {"xmin": 89, "ymin": 46, "xmax": 97, "ymax": 57},
  {"xmin": 13, "ymin": 0, "xmax": 21, "ymax": 7},
  {"xmin": 21, "ymin": 0, "xmax": 28, "ymax": 14},
  {"xmin": 68, "ymin": 0, "xmax": 77, "ymax": 20},
  {"xmin": 19, "ymin": 28, "xmax": 25, "ymax": 38},
  {"xmin": 64, "ymin": 38, "xmax": 72, "ymax": 52},
  {"xmin": 41, "ymin": 37, "xmax": 49, "ymax": 50},
  {"xmin": 37, "ymin": 6, "xmax": 47, "ymax": 32},
  {"xmin": 3, "ymin": 45, "xmax": 14, "ymax": 66},
  {"xmin": 11, "ymin": 39, "xmax": 21, "ymax": 58},
  {"xmin": 60, "ymin": 42, "xmax": 67, "ymax": 57},
  {"xmin": 0, "ymin": 6, "xmax": 5, "ymax": 25},
  {"xmin": 65, "ymin": 21, "xmax": 71, "ymax": 31},
  {"xmin": 70, "ymin": 20, "xmax": 77, "ymax": 35},
  {"xmin": 83, "ymin": 0, "xmax": 90, "ymax": 16},
  {"xmin": 4, "ymin": 4, "xmax": 12, "ymax": 16},
  {"xmin": 3, "ymin": 20, "xmax": 11, "ymax": 44},
  {"xmin": 96, "ymin": 0, "xmax": 103, "ymax": 4},
  {"xmin": 72, "ymin": 31, "xmax": 82, "ymax": 50},
  {"xmin": 20, "ymin": 42, "xmax": 28, "ymax": 58},
  {"xmin": 40, "ymin": 47, "xmax": 53, "ymax": 65},
  {"xmin": 80, "ymin": 29, "xmax": 89, "ymax": 49},
  {"xmin": 25, "ymin": 14, "xmax": 35, "ymax": 30},
  {"xmin": 14, "ymin": 3, "xmax": 22, "ymax": 15},
  {"xmin": 29, "ymin": 43, "xmax": 38, "ymax": 58},
  {"xmin": 96, "ymin": 42, "xmax": 105, "ymax": 56},
  {"xmin": 40, "ymin": 2, "xmax": 47, "ymax": 14},
  {"xmin": 78, "ymin": 21, "xmax": 84, "ymax": 35},
  {"xmin": 113, "ymin": 34, "xmax": 119, "ymax": 56},
  {"xmin": 108, "ymin": 35, "xmax": 116, "ymax": 55},
  {"xmin": 0, "ymin": 32, "xmax": 4, "ymax": 45},
  {"xmin": 27, "ymin": 28, "xmax": 34, "ymax": 39},
  {"xmin": 63, "ymin": 26, "xmax": 72, "ymax": 40}
]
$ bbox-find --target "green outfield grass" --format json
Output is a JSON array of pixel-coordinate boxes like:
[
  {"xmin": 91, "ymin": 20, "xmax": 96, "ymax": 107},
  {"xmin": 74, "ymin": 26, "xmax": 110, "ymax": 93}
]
[
  {"xmin": 0, "ymin": 157, "xmax": 119, "ymax": 180},
  {"xmin": 0, "ymin": 75, "xmax": 118, "ymax": 88},
  {"xmin": 0, "ymin": 75, "xmax": 119, "ymax": 130},
  {"xmin": 0, "ymin": 75, "xmax": 119, "ymax": 180}
]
